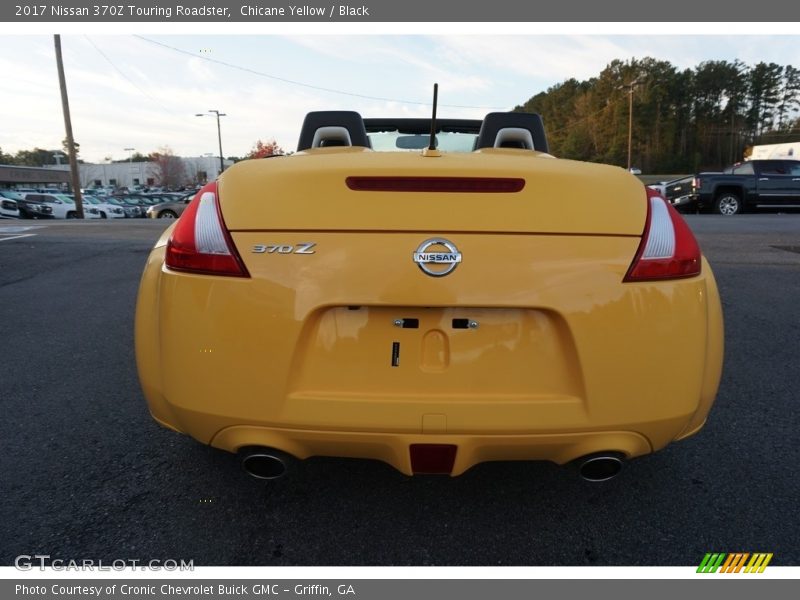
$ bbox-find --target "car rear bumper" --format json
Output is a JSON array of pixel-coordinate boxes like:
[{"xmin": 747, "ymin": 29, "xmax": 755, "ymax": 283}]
[
  {"xmin": 173, "ymin": 419, "xmax": 682, "ymax": 476},
  {"xmin": 142, "ymin": 380, "xmax": 711, "ymax": 475}
]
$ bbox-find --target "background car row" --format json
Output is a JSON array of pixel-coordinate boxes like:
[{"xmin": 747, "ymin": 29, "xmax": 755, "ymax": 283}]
[
  {"xmin": 83, "ymin": 188, "xmax": 198, "ymax": 219},
  {"xmin": 0, "ymin": 188, "xmax": 197, "ymax": 220}
]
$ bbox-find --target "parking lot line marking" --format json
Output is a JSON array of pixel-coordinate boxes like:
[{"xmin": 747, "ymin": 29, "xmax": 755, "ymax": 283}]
[
  {"xmin": 0, "ymin": 225, "xmax": 46, "ymax": 233},
  {"xmin": 0, "ymin": 233, "xmax": 36, "ymax": 242}
]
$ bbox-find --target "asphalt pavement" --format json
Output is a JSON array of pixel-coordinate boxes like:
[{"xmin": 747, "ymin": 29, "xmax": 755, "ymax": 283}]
[{"xmin": 0, "ymin": 216, "xmax": 798, "ymax": 566}]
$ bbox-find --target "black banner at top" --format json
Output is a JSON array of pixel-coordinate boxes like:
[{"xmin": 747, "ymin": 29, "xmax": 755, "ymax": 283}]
[{"xmin": 3, "ymin": 0, "xmax": 800, "ymax": 22}]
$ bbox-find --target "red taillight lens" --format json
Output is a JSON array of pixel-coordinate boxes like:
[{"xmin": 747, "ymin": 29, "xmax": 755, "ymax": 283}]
[
  {"xmin": 165, "ymin": 181, "xmax": 249, "ymax": 278},
  {"xmin": 624, "ymin": 187, "xmax": 701, "ymax": 282}
]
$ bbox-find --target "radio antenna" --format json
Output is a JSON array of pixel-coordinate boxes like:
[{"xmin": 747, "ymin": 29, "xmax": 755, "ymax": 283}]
[{"xmin": 428, "ymin": 83, "xmax": 438, "ymax": 150}]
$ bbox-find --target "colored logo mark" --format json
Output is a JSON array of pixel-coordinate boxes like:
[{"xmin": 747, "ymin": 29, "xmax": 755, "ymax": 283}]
[{"xmin": 697, "ymin": 553, "xmax": 773, "ymax": 573}]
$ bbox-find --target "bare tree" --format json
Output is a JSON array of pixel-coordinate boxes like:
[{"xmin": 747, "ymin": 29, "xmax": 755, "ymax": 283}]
[{"xmin": 150, "ymin": 146, "xmax": 186, "ymax": 189}]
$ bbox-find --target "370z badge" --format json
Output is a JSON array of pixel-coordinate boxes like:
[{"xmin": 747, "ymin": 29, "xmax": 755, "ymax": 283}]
[{"xmin": 252, "ymin": 243, "xmax": 316, "ymax": 254}]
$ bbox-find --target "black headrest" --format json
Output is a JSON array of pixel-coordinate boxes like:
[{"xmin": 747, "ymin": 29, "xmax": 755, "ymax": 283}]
[
  {"xmin": 475, "ymin": 112, "xmax": 549, "ymax": 153},
  {"xmin": 297, "ymin": 111, "xmax": 370, "ymax": 151}
]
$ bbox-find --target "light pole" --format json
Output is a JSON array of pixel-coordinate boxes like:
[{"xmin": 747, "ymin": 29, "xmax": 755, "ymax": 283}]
[
  {"xmin": 196, "ymin": 110, "xmax": 226, "ymax": 175},
  {"xmin": 124, "ymin": 147, "xmax": 135, "ymax": 188}
]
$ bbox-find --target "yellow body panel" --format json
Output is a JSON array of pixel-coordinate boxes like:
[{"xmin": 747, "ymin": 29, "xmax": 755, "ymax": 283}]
[
  {"xmin": 135, "ymin": 149, "xmax": 723, "ymax": 476},
  {"xmin": 218, "ymin": 149, "xmax": 647, "ymax": 235}
]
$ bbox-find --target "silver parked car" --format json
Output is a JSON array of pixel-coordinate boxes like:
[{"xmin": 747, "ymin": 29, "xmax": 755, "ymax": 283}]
[{"xmin": 146, "ymin": 193, "xmax": 195, "ymax": 219}]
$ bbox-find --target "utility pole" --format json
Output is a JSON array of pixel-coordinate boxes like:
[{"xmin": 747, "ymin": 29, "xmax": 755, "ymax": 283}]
[
  {"xmin": 729, "ymin": 104, "xmax": 737, "ymax": 164},
  {"xmin": 627, "ymin": 87, "xmax": 634, "ymax": 170},
  {"xmin": 619, "ymin": 78, "xmax": 643, "ymax": 171},
  {"xmin": 54, "ymin": 35, "xmax": 83, "ymax": 218}
]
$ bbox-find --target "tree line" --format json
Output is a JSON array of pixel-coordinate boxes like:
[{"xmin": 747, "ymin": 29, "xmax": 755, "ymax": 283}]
[
  {"xmin": 515, "ymin": 57, "xmax": 800, "ymax": 173},
  {"xmin": 0, "ymin": 139, "xmax": 81, "ymax": 166},
  {"xmin": 10, "ymin": 60, "xmax": 800, "ymax": 178}
]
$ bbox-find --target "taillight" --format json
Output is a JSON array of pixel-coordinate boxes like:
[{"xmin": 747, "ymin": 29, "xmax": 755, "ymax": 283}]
[
  {"xmin": 165, "ymin": 181, "xmax": 249, "ymax": 277},
  {"xmin": 693, "ymin": 177, "xmax": 701, "ymax": 191},
  {"xmin": 624, "ymin": 187, "xmax": 701, "ymax": 282}
]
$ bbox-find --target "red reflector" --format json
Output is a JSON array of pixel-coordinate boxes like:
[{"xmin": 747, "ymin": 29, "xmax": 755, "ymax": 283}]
[
  {"xmin": 410, "ymin": 444, "xmax": 457, "ymax": 474},
  {"xmin": 345, "ymin": 176, "xmax": 525, "ymax": 193}
]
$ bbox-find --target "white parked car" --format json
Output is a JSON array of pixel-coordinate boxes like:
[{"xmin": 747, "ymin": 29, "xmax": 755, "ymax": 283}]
[
  {"xmin": 22, "ymin": 193, "xmax": 101, "ymax": 219},
  {"xmin": 82, "ymin": 196, "xmax": 126, "ymax": 218},
  {"xmin": 0, "ymin": 192, "xmax": 20, "ymax": 219}
]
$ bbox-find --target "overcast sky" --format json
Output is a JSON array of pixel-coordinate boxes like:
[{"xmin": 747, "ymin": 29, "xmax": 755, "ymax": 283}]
[{"xmin": 2, "ymin": 34, "xmax": 800, "ymax": 162}]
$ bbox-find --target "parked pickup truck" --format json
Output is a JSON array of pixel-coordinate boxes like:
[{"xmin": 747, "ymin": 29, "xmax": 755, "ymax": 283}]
[{"xmin": 689, "ymin": 159, "xmax": 800, "ymax": 215}]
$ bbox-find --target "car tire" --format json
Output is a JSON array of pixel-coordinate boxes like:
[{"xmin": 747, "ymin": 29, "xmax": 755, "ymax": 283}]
[
  {"xmin": 159, "ymin": 211, "xmax": 177, "ymax": 219},
  {"xmin": 100, "ymin": 212, "xmax": 107, "ymax": 219},
  {"xmin": 66, "ymin": 211, "xmax": 77, "ymax": 219},
  {"xmin": 713, "ymin": 193, "xmax": 741, "ymax": 216}
]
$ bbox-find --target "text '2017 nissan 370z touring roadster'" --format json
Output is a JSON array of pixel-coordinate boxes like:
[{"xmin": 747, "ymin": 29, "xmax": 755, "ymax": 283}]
[{"xmin": 135, "ymin": 105, "xmax": 723, "ymax": 482}]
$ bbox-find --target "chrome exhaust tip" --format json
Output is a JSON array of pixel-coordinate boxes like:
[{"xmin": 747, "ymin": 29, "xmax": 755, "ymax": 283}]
[
  {"xmin": 576, "ymin": 453, "xmax": 625, "ymax": 482},
  {"xmin": 238, "ymin": 447, "xmax": 294, "ymax": 480}
]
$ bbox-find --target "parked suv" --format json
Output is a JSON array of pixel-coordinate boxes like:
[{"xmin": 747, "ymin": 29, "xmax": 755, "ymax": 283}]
[
  {"xmin": 23, "ymin": 193, "xmax": 101, "ymax": 219},
  {"xmin": 1, "ymin": 191, "xmax": 54, "ymax": 219},
  {"xmin": 0, "ymin": 194, "xmax": 20, "ymax": 219}
]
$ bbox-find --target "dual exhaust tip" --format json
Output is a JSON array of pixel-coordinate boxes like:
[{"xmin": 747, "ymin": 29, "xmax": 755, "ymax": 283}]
[
  {"xmin": 238, "ymin": 446, "xmax": 625, "ymax": 482},
  {"xmin": 574, "ymin": 453, "xmax": 625, "ymax": 482},
  {"xmin": 238, "ymin": 446, "xmax": 294, "ymax": 480}
]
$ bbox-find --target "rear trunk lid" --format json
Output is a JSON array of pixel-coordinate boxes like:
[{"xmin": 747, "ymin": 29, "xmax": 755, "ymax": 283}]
[{"xmin": 218, "ymin": 148, "xmax": 646, "ymax": 235}]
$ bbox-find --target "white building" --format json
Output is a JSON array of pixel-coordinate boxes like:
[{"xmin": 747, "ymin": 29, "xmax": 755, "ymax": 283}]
[{"xmin": 45, "ymin": 156, "xmax": 234, "ymax": 189}]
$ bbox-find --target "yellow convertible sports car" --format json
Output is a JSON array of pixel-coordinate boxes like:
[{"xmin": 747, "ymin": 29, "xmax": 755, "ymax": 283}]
[{"xmin": 135, "ymin": 110, "xmax": 723, "ymax": 481}]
